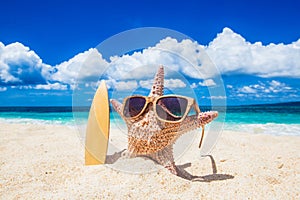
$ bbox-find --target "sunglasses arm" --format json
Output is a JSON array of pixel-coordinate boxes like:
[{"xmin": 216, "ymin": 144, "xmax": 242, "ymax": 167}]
[
  {"xmin": 187, "ymin": 107, "xmax": 218, "ymax": 149},
  {"xmin": 193, "ymin": 100, "xmax": 201, "ymax": 115},
  {"xmin": 199, "ymin": 125, "xmax": 205, "ymax": 148}
]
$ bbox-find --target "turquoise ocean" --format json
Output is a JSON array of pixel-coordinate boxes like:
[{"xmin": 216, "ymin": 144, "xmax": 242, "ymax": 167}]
[{"xmin": 0, "ymin": 103, "xmax": 299, "ymax": 136}]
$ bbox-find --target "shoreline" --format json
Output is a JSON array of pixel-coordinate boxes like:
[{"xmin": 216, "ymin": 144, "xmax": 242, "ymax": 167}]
[
  {"xmin": 0, "ymin": 122, "xmax": 299, "ymax": 199},
  {"xmin": 1, "ymin": 117, "xmax": 300, "ymax": 136}
]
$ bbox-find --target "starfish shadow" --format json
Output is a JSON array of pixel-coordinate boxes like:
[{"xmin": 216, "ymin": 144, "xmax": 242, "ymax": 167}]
[
  {"xmin": 105, "ymin": 149, "xmax": 126, "ymax": 164},
  {"xmin": 106, "ymin": 151, "xmax": 234, "ymax": 182},
  {"xmin": 176, "ymin": 155, "xmax": 234, "ymax": 182}
]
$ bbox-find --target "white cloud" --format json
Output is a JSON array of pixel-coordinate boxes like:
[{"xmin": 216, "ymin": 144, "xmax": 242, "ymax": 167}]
[
  {"xmin": 105, "ymin": 37, "xmax": 216, "ymax": 81},
  {"xmin": 1, "ymin": 27, "xmax": 299, "ymax": 94},
  {"xmin": 0, "ymin": 86, "xmax": 7, "ymax": 92},
  {"xmin": 190, "ymin": 82, "xmax": 197, "ymax": 89},
  {"xmin": 8, "ymin": 83, "xmax": 68, "ymax": 90},
  {"xmin": 0, "ymin": 42, "xmax": 52, "ymax": 84},
  {"xmin": 269, "ymin": 80, "xmax": 285, "ymax": 87},
  {"xmin": 200, "ymin": 95, "xmax": 227, "ymax": 99},
  {"xmin": 226, "ymin": 84, "xmax": 233, "ymax": 89},
  {"xmin": 116, "ymin": 81, "xmax": 138, "ymax": 91},
  {"xmin": 206, "ymin": 27, "xmax": 300, "ymax": 78},
  {"xmin": 18, "ymin": 85, "xmax": 33, "ymax": 89},
  {"xmin": 165, "ymin": 79, "xmax": 186, "ymax": 89},
  {"xmin": 236, "ymin": 80, "xmax": 295, "ymax": 97},
  {"xmin": 84, "ymin": 80, "xmax": 102, "ymax": 90},
  {"xmin": 51, "ymin": 48, "xmax": 108, "ymax": 88},
  {"xmin": 139, "ymin": 78, "xmax": 186, "ymax": 90},
  {"xmin": 104, "ymin": 79, "xmax": 138, "ymax": 91},
  {"xmin": 139, "ymin": 75, "xmax": 214, "ymax": 91},
  {"xmin": 267, "ymin": 80, "xmax": 292, "ymax": 93},
  {"xmin": 0, "ymin": 44, "xmax": 109, "ymax": 91},
  {"xmin": 239, "ymin": 86, "xmax": 257, "ymax": 93},
  {"xmin": 34, "ymin": 82, "xmax": 68, "ymax": 90},
  {"xmin": 209, "ymin": 95, "xmax": 227, "ymax": 99},
  {"xmin": 101, "ymin": 28, "xmax": 300, "ymax": 86},
  {"xmin": 139, "ymin": 79, "xmax": 153, "ymax": 89},
  {"xmin": 198, "ymin": 79, "xmax": 216, "ymax": 87}
]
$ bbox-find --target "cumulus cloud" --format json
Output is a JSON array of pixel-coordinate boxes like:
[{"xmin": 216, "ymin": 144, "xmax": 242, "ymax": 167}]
[
  {"xmin": 105, "ymin": 37, "xmax": 216, "ymax": 81},
  {"xmin": 0, "ymin": 42, "xmax": 52, "ymax": 85},
  {"xmin": 165, "ymin": 79, "xmax": 186, "ymax": 89},
  {"xmin": 105, "ymin": 79, "xmax": 138, "ymax": 91},
  {"xmin": 236, "ymin": 80, "xmax": 294, "ymax": 96},
  {"xmin": 268, "ymin": 80, "xmax": 292, "ymax": 93},
  {"xmin": 139, "ymin": 79, "xmax": 153, "ymax": 89},
  {"xmin": 239, "ymin": 86, "xmax": 257, "ymax": 94},
  {"xmin": 198, "ymin": 79, "xmax": 216, "ymax": 87},
  {"xmin": 105, "ymin": 27, "xmax": 300, "ymax": 81},
  {"xmin": 34, "ymin": 82, "xmax": 68, "ymax": 90},
  {"xmin": 0, "ymin": 43, "xmax": 109, "ymax": 90},
  {"xmin": 102, "ymin": 77, "xmax": 187, "ymax": 92},
  {"xmin": 139, "ymin": 78, "xmax": 186, "ymax": 90},
  {"xmin": 101, "ymin": 27, "xmax": 300, "ymax": 87},
  {"xmin": 114, "ymin": 81, "xmax": 138, "ymax": 91},
  {"xmin": 206, "ymin": 28, "xmax": 300, "ymax": 78},
  {"xmin": 52, "ymin": 48, "xmax": 108, "ymax": 88},
  {"xmin": 190, "ymin": 79, "xmax": 217, "ymax": 88},
  {"xmin": 1, "ymin": 27, "xmax": 299, "ymax": 93}
]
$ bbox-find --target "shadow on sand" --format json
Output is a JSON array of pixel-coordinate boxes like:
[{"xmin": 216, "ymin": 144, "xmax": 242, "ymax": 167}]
[
  {"xmin": 106, "ymin": 151, "xmax": 234, "ymax": 182},
  {"xmin": 176, "ymin": 155, "xmax": 234, "ymax": 182}
]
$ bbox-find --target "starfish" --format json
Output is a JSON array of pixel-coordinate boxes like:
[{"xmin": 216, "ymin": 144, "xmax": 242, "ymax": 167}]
[{"xmin": 110, "ymin": 66, "xmax": 218, "ymax": 175}]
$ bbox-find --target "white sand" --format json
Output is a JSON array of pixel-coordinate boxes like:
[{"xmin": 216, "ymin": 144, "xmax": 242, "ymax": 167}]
[{"xmin": 0, "ymin": 122, "xmax": 299, "ymax": 199}]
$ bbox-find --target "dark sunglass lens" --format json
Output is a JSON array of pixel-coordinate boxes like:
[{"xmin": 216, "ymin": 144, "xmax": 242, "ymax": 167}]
[
  {"xmin": 123, "ymin": 97, "xmax": 146, "ymax": 118},
  {"xmin": 156, "ymin": 97, "xmax": 188, "ymax": 121}
]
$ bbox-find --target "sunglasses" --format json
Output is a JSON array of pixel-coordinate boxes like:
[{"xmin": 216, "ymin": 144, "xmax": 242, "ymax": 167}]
[
  {"xmin": 122, "ymin": 95, "xmax": 201, "ymax": 123},
  {"xmin": 122, "ymin": 95, "xmax": 206, "ymax": 148}
]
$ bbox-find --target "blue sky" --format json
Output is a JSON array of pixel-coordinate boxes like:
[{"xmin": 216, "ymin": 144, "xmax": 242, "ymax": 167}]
[{"xmin": 0, "ymin": 0, "xmax": 299, "ymax": 106}]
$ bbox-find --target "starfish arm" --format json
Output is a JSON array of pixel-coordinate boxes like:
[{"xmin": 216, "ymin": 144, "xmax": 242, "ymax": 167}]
[
  {"xmin": 159, "ymin": 111, "xmax": 219, "ymax": 145},
  {"xmin": 149, "ymin": 65, "xmax": 164, "ymax": 97},
  {"xmin": 110, "ymin": 99, "xmax": 124, "ymax": 119},
  {"xmin": 178, "ymin": 111, "xmax": 218, "ymax": 134},
  {"xmin": 178, "ymin": 111, "xmax": 218, "ymax": 131},
  {"xmin": 196, "ymin": 111, "xmax": 219, "ymax": 126},
  {"xmin": 147, "ymin": 145, "xmax": 178, "ymax": 175},
  {"xmin": 127, "ymin": 111, "xmax": 218, "ymax": 155}
]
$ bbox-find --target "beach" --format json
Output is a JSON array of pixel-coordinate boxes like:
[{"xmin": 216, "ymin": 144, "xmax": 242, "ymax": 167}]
[{"xmin": 0, "ymin": 122, "xmax": 299, "ymax": 199}]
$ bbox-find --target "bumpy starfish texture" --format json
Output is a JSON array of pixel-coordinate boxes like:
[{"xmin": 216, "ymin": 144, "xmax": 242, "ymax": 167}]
[{"xmin": 111, "ymin": 66, "xmax": 218, "ymax": 175}]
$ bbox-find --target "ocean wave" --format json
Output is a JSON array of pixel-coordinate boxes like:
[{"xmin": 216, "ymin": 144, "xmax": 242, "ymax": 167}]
[
  {"xmin": 224, "ymin": 123, "xmax": 300, "ymax": 136},
  {"xmin": 0, "ymin": 117, "xmax": 76, "ymax": 126},
  {"xmin": 1, "ymin": 116, "xmax": 299, "ymax": 136}
]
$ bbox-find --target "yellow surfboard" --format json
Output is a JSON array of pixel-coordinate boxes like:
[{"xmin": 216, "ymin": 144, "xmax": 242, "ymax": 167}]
[{"xmin": 85, "ymin": 80, "xmax": 110, "ymax": 165}]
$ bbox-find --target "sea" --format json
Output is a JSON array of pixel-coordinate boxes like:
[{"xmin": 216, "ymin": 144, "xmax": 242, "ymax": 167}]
[{"xmin": 0, "ymin": 103, "xmax": 300, "ymax": 136}]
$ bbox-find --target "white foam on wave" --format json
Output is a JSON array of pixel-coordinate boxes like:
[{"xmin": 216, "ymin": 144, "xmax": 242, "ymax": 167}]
[
  {"xmin": 0, "ymin": 117, "xmax": 76, "ymax": 126},
  {"xmin": 1, "ymin": 116, "xmax": 299, "ymax": 136},
  {"xmin": 224, "ymin": 123, "xmax": 300, "ymax": 136}
]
